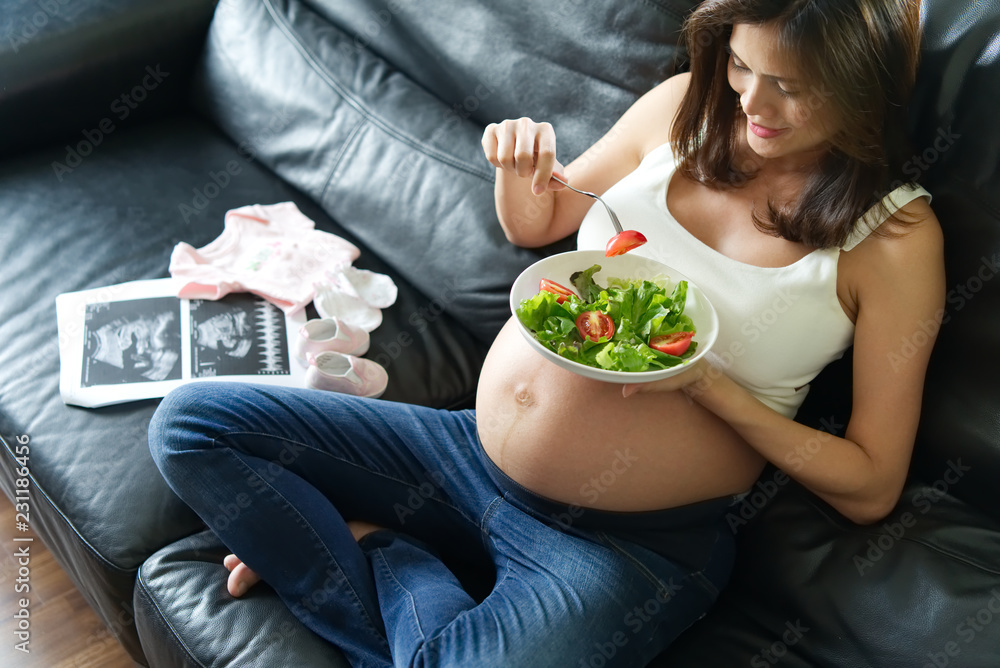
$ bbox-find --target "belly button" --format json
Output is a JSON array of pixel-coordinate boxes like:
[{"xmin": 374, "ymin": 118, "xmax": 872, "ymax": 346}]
[{"xmin": 514, "ymin": 384, "xmax": 534, "ymax": 408}]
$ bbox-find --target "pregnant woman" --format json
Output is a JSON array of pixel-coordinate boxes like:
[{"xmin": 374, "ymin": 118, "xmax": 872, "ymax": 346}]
[{"xmin": 149, "ymin": 1, "xmax": 944, "ymax": 666}]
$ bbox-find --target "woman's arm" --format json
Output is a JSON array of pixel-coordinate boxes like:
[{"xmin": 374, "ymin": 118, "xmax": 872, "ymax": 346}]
[
  {"xmin": 628, "ymin": 199, "xmax": 946, "ymax": 524},
  {"xmin": 481, "ymin": 73, "xmax": 689, "ymax": 248}
]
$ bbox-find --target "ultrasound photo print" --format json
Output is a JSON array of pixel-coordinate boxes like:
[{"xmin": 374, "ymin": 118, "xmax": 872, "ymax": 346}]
[
  {"xmin": 190, "ymin": 293, "xmax": 290, "ymax": 378},
  {"xmin": 82, "ymin": 297, "xmax": 183, "ymax": 387}
]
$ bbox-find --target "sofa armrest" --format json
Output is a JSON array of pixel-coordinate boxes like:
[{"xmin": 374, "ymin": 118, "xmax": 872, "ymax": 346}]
[{"xmin": 0, "ymin": 0, "xmax": 218, "ymax": 156}]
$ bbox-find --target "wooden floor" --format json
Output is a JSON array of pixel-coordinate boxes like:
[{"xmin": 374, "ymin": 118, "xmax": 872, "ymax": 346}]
[{"xmin": 0, "ymin": 494, "xmax": 138, "ymax": 667}]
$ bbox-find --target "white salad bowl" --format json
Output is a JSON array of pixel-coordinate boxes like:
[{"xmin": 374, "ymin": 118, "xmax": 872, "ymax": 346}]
[{"xmin": 509, "ymin": 250, "xmax": 719, "ymax": 383}]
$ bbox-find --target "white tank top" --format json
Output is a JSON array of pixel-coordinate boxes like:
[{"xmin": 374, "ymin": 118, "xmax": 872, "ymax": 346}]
[{"xmin": 576, "ymin": 142, "xmax": 931, "ymax": 418}]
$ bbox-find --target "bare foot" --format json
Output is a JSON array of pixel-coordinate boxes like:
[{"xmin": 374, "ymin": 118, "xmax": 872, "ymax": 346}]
[
  {"xmin": 223, "ymin": 554, "xmax": 262, "ymax": 598},
  {"xmin": 347, "ymin": 520, "xmax": 385, "ymax": 542}
]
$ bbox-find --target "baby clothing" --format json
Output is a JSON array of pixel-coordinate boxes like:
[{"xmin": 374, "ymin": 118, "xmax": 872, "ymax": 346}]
[
  {"xmin": 314, "ymin": 265, "xmax": 399, "ymax": 333},
  {"xmin": 170, "ymin": 202, "xmax": 398, "ymax": 329},
  {"xmin": 576, "ymin": 142, "xmax": 931, "ymax": 418},
  {"xmin": 170, "ymin": 202, "xmax": 363, "ymax": 315}
]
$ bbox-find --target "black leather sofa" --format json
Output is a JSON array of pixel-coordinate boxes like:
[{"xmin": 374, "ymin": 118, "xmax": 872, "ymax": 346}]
[{"xmin": 1, "ymin": 1, "xmax": 998, "ymax": 666}]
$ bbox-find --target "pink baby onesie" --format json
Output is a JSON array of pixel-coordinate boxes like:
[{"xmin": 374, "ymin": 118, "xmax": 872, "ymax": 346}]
[{"xmin": 170, "ymin": 202, "xmax": 361, "ymax": 314}]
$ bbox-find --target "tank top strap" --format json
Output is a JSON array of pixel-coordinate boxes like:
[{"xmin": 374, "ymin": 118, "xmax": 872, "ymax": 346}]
[{"xmin": 841, "ymin": 183, "xmax": 933, "ymax": 251}]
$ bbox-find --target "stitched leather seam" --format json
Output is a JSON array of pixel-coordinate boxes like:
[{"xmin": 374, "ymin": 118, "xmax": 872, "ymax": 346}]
[
  {"xmin": 321, "ymin": 116, "xmax": 368, "ymax": 202},
  {"xmin": 262, "ymin": 0, "xmax": 492, "ymax": 182},
  {"xmin": 857, "ymin": 533, "xmax": 1000, "ymax": 576},
  {"xmin": 135, "ymin": 566, "xmax": 208, "ymax": 667}
]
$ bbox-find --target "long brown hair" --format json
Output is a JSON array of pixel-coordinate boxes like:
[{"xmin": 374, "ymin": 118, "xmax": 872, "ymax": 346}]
[{"xmin": 671, "ymin": 0, "xmax": 922, "ymax": 249}]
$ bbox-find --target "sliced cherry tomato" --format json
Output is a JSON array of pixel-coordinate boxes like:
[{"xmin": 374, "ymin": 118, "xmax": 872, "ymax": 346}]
[
  {"xmin": 539, "ymin": 278, "xmax": 577, "ymax": 304},
  {"xmin": 576, "ymin": 311, "xmax": 615, "ymax": 342},
  {"xmin": 648, "ymin": 331, "xmax": 695, "ymax": 356},
  {"xmin": 605, "ymin": 230, "xmax": 648, "ymax": 257}
]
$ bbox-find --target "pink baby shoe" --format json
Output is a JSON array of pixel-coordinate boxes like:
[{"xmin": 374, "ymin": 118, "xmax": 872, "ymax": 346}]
[
  {"xmin": 304, "ymin": 351, "xmax": 388, "ymax": 398},
  {"xmin": 294, "ymin": 318, "xmax": 370, "ymax": 367}
]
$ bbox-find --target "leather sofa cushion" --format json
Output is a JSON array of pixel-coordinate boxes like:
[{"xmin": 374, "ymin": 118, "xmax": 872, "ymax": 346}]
[
  {"xmin": 191, "ymin": 0, "xmax": 697, "ymax": 343},
  {"xmin": 135, "ymin": 531, "xmax": 352, "ymax": 667},
  {"xmin": 657, "ymin": 477, "xmax": 1000, "ymax": 666}
]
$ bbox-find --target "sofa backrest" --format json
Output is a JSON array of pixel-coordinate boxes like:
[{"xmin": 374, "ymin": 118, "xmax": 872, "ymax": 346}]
[
  {"xmin": 191, "ymin": 0, "xmax": 696, "ymax": 343},
  {"xmin": 299, "ymin": 0, "xmax": 697, "ymax": 161},
  {"xmin": 906, "ymin": 0, "xmax": 1000, "ymax": 518}
]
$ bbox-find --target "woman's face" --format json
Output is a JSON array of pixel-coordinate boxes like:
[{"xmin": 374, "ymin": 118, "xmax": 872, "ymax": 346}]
[{"xmin": 726, "ymin": 23, "xmax": 837, "ymax": 162}]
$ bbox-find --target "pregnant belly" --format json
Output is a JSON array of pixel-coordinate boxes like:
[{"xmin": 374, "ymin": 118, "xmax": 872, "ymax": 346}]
[{"xmin": 475, "ymin": 317, "xmax": 765, "ymax": 511}]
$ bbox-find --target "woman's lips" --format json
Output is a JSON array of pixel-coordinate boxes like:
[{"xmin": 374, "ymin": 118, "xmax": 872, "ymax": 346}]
[{"xmin": 748, "ymin": 120, "xmax": 788, "ymax": 139}]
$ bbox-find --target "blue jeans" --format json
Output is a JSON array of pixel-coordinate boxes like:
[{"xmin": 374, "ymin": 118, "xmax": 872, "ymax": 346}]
[{"xmin": 148, "ymin": 382, "xmax": 736, "ymax": 668}]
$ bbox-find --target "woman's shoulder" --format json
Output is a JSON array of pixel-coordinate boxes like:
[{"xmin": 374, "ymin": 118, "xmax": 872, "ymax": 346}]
[
  {"xmin": 841, "ymin": 184, "xmax": 936, "ymax": 252},
  {"xmin": 837, "ymin": 187, "xmax": 943, "ymax": 325},
  {"xmin": 886, "ymin": 192, "xmax": 942, "ymax": 256},
  {"xmin": 616, "ymin": 73, "xmax": 691, "ymax": 162},
  {"xmin": 841, "ymin": 189, "xmax": 943, "ymax": 282},
  {"xmin": 884, "ymin": 193, "xmax": 942, "ymax": 254}
]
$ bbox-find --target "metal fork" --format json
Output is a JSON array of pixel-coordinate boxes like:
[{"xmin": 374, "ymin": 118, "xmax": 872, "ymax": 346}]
[{"xmin": 550, "ymin": 175, "xmax": 624, "ymax": 234}]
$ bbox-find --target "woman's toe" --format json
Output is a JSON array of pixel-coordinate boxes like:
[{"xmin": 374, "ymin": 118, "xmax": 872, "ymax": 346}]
[{"xmin": 227, "ymin": 561, "xmax": 261, "ymax": 597}]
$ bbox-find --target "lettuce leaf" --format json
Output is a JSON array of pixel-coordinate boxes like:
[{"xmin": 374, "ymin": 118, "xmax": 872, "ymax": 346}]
[
  {"xmin": 516, "ymin": 265, "xmax": 698, "ymax": 374},
  {"xmin": 570, "ymin": 264, "xmax": 604, "ymax": 302}
]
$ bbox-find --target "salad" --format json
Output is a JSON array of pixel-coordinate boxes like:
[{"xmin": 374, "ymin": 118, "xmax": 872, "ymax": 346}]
[{"xmin": 515, "ymin": 264, "xmax": 698, "ymax": 373}]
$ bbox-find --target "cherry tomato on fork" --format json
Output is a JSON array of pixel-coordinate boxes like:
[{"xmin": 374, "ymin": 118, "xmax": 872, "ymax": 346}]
[
  {"xmin": 576, "ymin": 311, "xmax": 615, "ymax": 342},
  {"xmin": 539, "ymin": 278, "xmax": 577, "ymax": 304},
  {"xmin": 648, "ymin": 331, "xmax": 694, "ymax": 356},
  {"xmin": 605, "ymin": 230, "xmax": 648, "ymax": 257}
]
